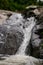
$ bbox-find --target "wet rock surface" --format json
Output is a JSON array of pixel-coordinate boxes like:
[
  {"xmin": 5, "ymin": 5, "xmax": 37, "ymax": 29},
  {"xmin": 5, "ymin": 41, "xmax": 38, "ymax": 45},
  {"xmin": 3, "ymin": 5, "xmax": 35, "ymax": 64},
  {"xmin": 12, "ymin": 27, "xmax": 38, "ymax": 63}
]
[
  {"xmin": 23, "ymin": 6, "xmax": 43, "ymax": 59},
  {"xmin": 0, "ymin": 10, "xmax": 13, "ymax": 25},
  {"xmin": 29, "ymin": 13, "xmax": 43, "ymax": 59},
  {"xmin": 4, "ymin": 26, "xmax": 24, "ymax": 55},
  {"xmin": 0, "ymin": 13, "xmax": 24, "ymax": 55}
]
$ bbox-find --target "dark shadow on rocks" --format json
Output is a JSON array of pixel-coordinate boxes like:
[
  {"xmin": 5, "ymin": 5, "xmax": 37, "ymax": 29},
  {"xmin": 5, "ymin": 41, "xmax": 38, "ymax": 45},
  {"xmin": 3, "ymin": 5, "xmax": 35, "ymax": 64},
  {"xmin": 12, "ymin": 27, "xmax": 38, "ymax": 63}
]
[{"xmin": 0, "ymin": 25, "xmax": 24, "ymax": 55}]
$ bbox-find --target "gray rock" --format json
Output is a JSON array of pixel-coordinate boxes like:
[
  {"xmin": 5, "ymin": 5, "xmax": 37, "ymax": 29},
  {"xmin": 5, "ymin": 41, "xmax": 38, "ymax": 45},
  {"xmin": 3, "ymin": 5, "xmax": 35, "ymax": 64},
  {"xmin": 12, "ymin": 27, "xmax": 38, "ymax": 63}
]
[
  {"xmin": 0, "ymin": 24, "xmax": 24, "ymax": 55},
  {"xmin": 30, "ymin": 15, "xmax": 43, "ymax": 58},
  {"xmin": 3, "ymin": 26, "xmax": 24, "ymax": 55}
]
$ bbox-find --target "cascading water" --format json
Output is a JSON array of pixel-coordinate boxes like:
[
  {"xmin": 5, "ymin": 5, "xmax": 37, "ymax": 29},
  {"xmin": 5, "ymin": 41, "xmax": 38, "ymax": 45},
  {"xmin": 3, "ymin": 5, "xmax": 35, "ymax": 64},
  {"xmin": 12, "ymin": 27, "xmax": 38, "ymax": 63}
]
[
  {"xmin": 0, "ymin": 13, "xmax": 42, "ymax": 65},
  {"xmin": 16, "ymin": 17, "xmax": 36, "ymax": 55}
]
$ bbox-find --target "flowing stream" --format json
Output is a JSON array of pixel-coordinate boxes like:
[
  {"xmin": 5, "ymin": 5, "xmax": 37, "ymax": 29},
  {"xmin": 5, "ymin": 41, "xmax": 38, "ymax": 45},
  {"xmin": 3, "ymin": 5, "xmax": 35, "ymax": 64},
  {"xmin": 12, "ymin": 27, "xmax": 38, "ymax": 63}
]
[
  {"xmin": 0, "ymin": 13, "xmax": 42, "ymax": 65},
  {"xmin": 16, "ymin": 17, "xmax": 36, "ymax": 55}
]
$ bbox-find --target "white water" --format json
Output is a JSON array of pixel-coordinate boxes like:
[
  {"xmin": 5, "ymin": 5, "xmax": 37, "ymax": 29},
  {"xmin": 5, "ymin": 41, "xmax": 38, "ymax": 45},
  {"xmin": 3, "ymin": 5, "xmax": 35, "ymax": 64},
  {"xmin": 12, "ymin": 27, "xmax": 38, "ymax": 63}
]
[
  {"xmin": 0, "ymin": 13, "xmax": 41, "ymax": 65},
  {"xmin": 3, "ymin": 13, "xmax": 36, "ymax": 55},
  {"xmin": 16, "ymin": 17, "xmax": 36, "ymax": 55}
]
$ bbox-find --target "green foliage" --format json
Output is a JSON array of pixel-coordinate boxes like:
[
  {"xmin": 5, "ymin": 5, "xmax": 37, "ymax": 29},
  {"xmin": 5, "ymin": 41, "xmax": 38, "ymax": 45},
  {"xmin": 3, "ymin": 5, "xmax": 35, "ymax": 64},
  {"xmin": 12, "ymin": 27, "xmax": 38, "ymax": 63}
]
[
  {"xmin": 0, "ymin": 0, "xmax": 43, "ymax": 11},
  {"xmin": 38, "ymin": 0, "xmax": 43, "ymax": 6}
]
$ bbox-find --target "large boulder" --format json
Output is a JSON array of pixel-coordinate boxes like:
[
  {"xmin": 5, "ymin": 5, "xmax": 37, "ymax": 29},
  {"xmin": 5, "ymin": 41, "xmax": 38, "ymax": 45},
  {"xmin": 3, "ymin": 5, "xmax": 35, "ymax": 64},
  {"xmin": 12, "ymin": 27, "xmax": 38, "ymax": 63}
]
[
  {"xmin": 22, "ymin": 6, "xmax": 41, "ymax": 19},
  {"xmin": 29, "ymin": 13, "xmax": 43, "ymax": 59},
  {"xmin": 0, "ymin": 13, "xmax": 24, "ymax": 55},
  {"xmin": 3, "ymin": 26, "xmax": 24, "ymax": 55},
  {"xmin": 0, "ymin": 24, "xmax": 24, "ymax": 55}
]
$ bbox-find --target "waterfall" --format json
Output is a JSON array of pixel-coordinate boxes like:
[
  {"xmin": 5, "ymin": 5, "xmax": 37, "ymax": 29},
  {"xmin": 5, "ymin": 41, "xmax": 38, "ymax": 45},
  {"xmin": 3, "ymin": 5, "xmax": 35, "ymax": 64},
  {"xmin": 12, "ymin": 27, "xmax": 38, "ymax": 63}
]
[
  {"xmin": 0, "ymin": 13, "xmax": 42, "ymax": 65},
  {"xmin": 16, "ymin": 17, "xmax": 36, "ymax": 55},
  {"xmin": 0, "ymin": 13, "xmax": 36, "ymax": 56}
]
